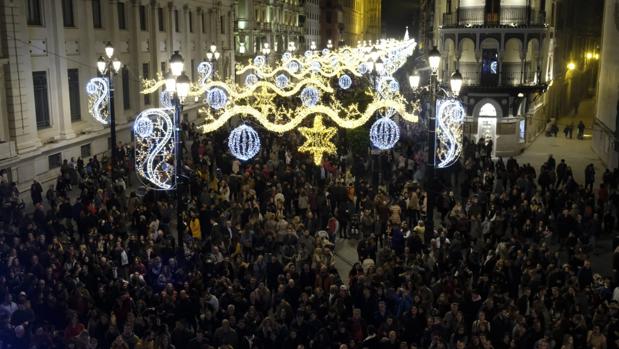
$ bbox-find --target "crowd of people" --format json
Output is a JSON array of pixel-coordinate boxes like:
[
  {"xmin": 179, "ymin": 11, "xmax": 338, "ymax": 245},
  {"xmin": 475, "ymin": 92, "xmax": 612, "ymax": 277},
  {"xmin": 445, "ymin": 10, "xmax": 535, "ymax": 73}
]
[{"xmin": 0, "ymin": 121, "xmax": 619, "ymax": 349}]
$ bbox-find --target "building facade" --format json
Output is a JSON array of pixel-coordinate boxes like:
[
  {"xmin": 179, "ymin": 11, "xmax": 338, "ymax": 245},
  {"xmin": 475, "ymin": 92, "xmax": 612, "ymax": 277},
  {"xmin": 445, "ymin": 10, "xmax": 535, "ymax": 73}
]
[
  {"xmin": 235, "ymin": 0, "xmax": 304, "ymax": 63},
  {"xmin": 431, "ymin": 0, "xmax": 555, "ymax": 156},
  {"xmin": 592, "ymin": 0, "xmax": 619, "ymax": 168},
  {"xmin": 340, "ymin": 0, "xmax": 381, "ymax": 45},
  {"xmin": 304, "ymin": 0, "xmax": 321, "ymax": 50},
  {"xmin": 319, "ymin": 0, "xmax": 344, "ymax": 48},
  {"xmin": 0, "ymin": 0, "xmax": 235, "ymax": 192}
]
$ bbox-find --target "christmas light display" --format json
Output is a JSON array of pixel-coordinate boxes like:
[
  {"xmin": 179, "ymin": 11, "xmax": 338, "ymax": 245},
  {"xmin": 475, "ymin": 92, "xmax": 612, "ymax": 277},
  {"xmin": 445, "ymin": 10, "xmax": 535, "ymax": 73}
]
[
  {"xmin": 228, "ymin": 124, "xmax": 261, "ymax": 161},
  {"xmin": 298, "ymin": 115, "xmax": 337, "ymax": 165},
  {"xmin": 245, "ymin": 74, "xmax": 259, "ymax": 87},
  {"xmin": 300, "ymin": 86, "xmax": 321, "ymax": 107},
  {"xmin": 134, "ymin": 108, "xmax": 175, "ymax": 190},
  {"xmin": 370, "ymin": 117, "xmax": 400, "ymax": 150},
  {"xmin": 338, "ymin": 75, "xmax": 352, "ymax": 90},
  {"xmin": 86, "ymin": 77, "xmax": 110, "ymax": 124},
  {"xmin": 197, "ymin": 62, "xmax": 213, "ymax": 85},
  {"xmin": 275, "ymin": 74, "xmax": 290, "ymax": 89},
  {"xmin": 435, "ymin": 98, "xmax": 465, "ymax": 168},
  {"xmin": 206, "ymin": 88, "xmax": 228, "ymax": 110}
]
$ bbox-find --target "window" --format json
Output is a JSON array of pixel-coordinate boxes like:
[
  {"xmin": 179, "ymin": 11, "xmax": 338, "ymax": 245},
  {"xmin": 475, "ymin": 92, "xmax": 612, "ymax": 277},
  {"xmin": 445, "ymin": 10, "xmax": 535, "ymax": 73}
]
[
  {"xmin": 62, "ymin": 0, "xmax": 74, "ymax": 27},
  {"xmin": 189, "ymin": 12, "xmax": 193, "ymax": 32},
  {"xmin": 190, "ymin": 59, "xmax": 194, "ymax": 80},
  {"xmin": 479, "ymin": 103, "xmax": 498, "ymax": 117},
  {"xmin": 92, "ymin": 0, "xmax": 102, "ymax": 28},
  {"xmin": 48, "ymin": 153, "xmax": 62, "ymax": 170},
  {"xmin": 139, "ymin": 5, "xmax": 147, "ymax": 31},
  {"xmin": 80, "ymin": 144, "xmax": 91, "ymax": 158},
  {"xmin": 160, "ymin": 61, "xmax": 166, "ymax": 73},
  {"xmin": 142, "ymin": 63, "xmax": 150, "ymax": 105},
  {"xmin": 158, "ymin": 7, "xmax": 164, "ymax": 31},
  {"xmin": 27, "ymin": 0, "xmax": 43, "ymax": 25},
  {"xmin": 122, "ymin": 67, "xmax": 130, "ymax": 110},
  {"xmin": 174, "ymin": 10, "xmax": 180, "ymax": 32},
  {"xmin": 202, "ymin": 13, "xmax": 206, "ymax": 33},
  {"xmin": 221, "ymin": 16, "xmax": 225, "ymax": 34},
  {"xmin": 118, "ymin": 2, "xmax": 126, "ymax": 30},
  {"xmin": 68, "ymin": 69, "xmax": 81, "ymax": 121},
  {"xmin": 32, "ymin": 71, "xmax": 50, "ymax": 129}
]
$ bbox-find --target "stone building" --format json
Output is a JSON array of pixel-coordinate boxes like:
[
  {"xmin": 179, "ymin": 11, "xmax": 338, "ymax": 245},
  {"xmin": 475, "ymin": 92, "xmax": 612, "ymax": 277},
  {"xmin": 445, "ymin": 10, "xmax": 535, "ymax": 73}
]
[
  {"xmin": 593, "ymin": 0, "xmax": 619, "ymax": 168},
  {"xmin": 430, "ymin": 0, "xmax": 555, "ymax": 156},
  {"xmin": 235, "ymin": 0, "xmax": 304, "ymax": 62},
  {"xmin": 0, "ymin": 0, "xmax": 235, "ymax": 191}
]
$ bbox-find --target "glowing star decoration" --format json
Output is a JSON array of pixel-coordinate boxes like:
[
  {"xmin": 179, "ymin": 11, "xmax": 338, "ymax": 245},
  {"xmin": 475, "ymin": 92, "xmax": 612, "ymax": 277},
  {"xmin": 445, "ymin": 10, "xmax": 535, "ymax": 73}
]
[
  {"xmin": 206, "ymin": 88, "xmax": 228, "ymax": 110},
  {"xmin": 298, "ymin": 115, "xmax": 337, "ymax": 165},
  {"xmin": 275, "ymin": 74, "xmax": 289, "ymax": 89},
  {"xmin": 338, "ymin": 75, "xmax": 352, "ymax": 90},
  {"xmin": 370, "ymin": 117, "xmax": 400, "ymax": 150},
  {"xmin": 228, "ymin": 124, "xmax": 261, "ymax": 161},
  {"xmin": 245, "ymin": 74, "xmax": 259, "ymax": 87},
  {"xmin": 435, "ymin": 98, "xmax": 465, "ymax": 168},
  {"xmin": 300, "ymin": 86, "xmax": 320, "ymax": 107},
  {"xmin": 134, "ymin": 108, "xmax": 175, "ymax": 190},
  {"xmin": 86, "ymin": 77, "xmax": 110, "ymax": 124}
]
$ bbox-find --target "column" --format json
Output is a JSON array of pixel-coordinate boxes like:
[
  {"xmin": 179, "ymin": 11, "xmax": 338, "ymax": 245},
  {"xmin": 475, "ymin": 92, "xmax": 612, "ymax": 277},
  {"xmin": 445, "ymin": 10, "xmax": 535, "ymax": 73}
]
[
  {"xmin": 81, "ymin": 0, "xmax": 104, "ymax": 130},
  {"xmin": 149, "ymin": 0, "xmax": 160, "ymax": 106},
  {"xmin": 520, "ymin": 48, "xmax": 526, "ymax": 84},
  {"xmin": 129, "ymin": 0, "xmax": 142, "ymax": 115},
  {"xmin": 2, "ymin": 0, "xmax": 42, "ymax": 153},
  {"xmin": 108, "ymin": 0, "xmax": 124, "ymax": 125}
]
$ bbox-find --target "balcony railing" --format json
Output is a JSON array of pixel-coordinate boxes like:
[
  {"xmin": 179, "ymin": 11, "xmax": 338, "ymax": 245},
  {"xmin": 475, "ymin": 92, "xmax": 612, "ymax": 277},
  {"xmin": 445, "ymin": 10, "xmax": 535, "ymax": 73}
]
[
  {"xmin": 452, "ymin": 70, "xmax": 540, "ymax": 87},
  {"xmin": 442, "ymin": 6, "xmax": 546, "ymax": 28}
]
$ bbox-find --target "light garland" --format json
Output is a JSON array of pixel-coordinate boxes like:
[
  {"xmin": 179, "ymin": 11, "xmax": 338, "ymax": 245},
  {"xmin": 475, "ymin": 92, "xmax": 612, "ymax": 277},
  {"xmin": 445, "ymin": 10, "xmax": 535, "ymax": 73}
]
[
  {"xmin": 435, "ymin": 98, "xmax": 465, "ymax": 168},
  {"xmin": 298, "ymin": 115, "xmax": 337, "ymax": 165},
  {"xmin": 228, "ymin": 124, "xmax": 261, "ymax": 161},
  {"xmin": 370, "ymin": 117, "xmax": 400, "ymax": 150},
  {"xmin": 86, "ymin": 77, "xmax": 109, "ymax": 124},
  {"xmin": 197, "ymin": 61, "xmax": 213, "ymax": 85},
  {"xmin": 134, "ymin": 108, "xmax": 175, "ymax": 190}
]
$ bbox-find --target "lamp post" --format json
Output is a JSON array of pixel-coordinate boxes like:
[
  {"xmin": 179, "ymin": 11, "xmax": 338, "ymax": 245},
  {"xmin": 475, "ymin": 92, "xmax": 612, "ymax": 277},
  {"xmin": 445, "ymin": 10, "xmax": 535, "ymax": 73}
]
[
  {"xmin": 165, "ymin": 50, "xmax": 191, "ymax": 257},
  {"xmin": 206, "ymin": 42, "xmax": 221, "ymax": 76},
  {"xmin": 97, "ymin": 42, "xmax": 122, "ymax": 179},
  {"xmin": 409, "ymin": 46, "xmax": 463, "ymax": 238}
]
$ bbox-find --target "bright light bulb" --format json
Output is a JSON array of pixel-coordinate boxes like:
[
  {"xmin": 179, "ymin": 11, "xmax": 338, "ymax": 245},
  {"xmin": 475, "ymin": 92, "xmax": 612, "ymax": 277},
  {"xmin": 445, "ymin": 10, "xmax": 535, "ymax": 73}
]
[{"xmin": 104, "ymin": 42, "xmax": 114, "ymax": 59}]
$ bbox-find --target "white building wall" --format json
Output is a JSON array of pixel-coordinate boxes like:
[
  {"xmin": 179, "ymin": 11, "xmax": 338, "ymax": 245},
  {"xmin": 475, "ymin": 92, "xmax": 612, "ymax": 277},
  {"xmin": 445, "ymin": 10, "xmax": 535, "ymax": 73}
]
[
  {"xmin": 593, "ymin": 0, "xmax": 619, "ymax": 168},
  {"xmin": 0, "ymin": 0, "xmax": 235, "ymax": 194}
]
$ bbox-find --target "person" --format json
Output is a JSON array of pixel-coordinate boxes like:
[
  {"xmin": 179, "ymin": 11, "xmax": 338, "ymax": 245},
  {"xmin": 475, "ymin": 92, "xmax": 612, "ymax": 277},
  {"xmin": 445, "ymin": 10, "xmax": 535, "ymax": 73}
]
[
  {"xmin": 585, "ymin": 163, "xmax": 596, "ymax": 191},
  {"xmin": 30, "ymin": 180, "xmax": 43, "ymax": 205},
  {"xmin": 577, "ymin": 120, "xmax": 586, "ymax": 140}
]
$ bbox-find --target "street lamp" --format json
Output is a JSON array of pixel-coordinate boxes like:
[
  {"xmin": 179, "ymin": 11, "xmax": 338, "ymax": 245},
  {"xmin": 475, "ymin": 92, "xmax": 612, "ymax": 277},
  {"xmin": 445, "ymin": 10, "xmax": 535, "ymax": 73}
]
[
  {"xmin": 327, "ymin": 40, "xmax": 333, "ymax": 49},
  {"xmin": 206, "ymin": 43, "xmax": 221, "ymax": 76},
  {"xmin": 96, "ymin": 42, "xmax": 123, "ymax": 179},
  {"xmin": 450, "ymin": 70, "xmax": 463, "ymax": 96},
  {"xmin": 165, "ymin": 51, "xmax": 191, "ymax": 258},
  {"xmin": 408, "ymin": 47, "xmax": 465, "ymax": 238}
]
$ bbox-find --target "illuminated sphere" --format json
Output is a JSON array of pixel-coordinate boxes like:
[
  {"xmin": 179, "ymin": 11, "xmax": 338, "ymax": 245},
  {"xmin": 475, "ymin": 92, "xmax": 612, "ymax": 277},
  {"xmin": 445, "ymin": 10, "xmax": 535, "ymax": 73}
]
[
  {"xmin": 275, "ymin": 74, "xmax": 289, "ymax": 89},
  {"xmin": 370, "ymin": 117, "xmax": 400, "ymax": 150},
  {"xmin": 300, "ymin": 87, "xmax": 320, "ymax": 107},
  {"xmin": 338, "ymin": 75, "xmax": 352, "ymax": 90},
  {"xmin": 304, "ymin": 50, "xmax": 313, "ymax": 58},
  {"xmin": 282, "ymin": 52, "xmax": 292, "ymax": 62},
  {"xmin": 206, "ymin": 88, "xmax": 228, "ymax": 110},
  {"xmin": 245, "ymin": 74, "xmax": 258, "ymax": 87},
  {"xmin": 322, "ymin": 48, "xmax": 330, "ymax": 56},
  {"xmin": 331, "ymin": 56, "xmax": 339, "ymax": 67},
  {"xmin": 389, "ymin": 80, "xmax": 400, "ymax": 93},
  {"xmin": 287, "ymin": 61, "xmax": 300, "ymax": 73},
  {"xmin": 253, "ymin": 55, "xmax": 266, "ymax": 67},
  {"xmin": 134, "ymin": 116, "xmax": 154, "ymax": 138},
  {"xmin": 357, "ymin": 63, "xmax": 368, "ymax": 75},
  {"xmin": 228, "ymin": 125, "xmax": 261, "ymax": 161},
  {"xmin": 310, "ymin": 61, "xmax": 321, "ymax": 72}
]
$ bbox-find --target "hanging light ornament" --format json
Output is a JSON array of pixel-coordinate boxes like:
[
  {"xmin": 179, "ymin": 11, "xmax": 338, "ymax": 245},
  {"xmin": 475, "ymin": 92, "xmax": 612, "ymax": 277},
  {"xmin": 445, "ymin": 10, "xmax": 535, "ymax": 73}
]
[
  {"xmin": 370, "ymin": 117, "xmax": 400, "ymax": 150},
  {"xmin": 245, "ymin": 74, "xmax": 259, "ymax": 87},
  {"xmin": 134, "ymin": 116, "xmax": 154, "ymax": 138},
  {"xmin": 338, "ymin": 75, "xmax": 352, "ymax": 90},
  {"xmin": 282, "ymin": 52, "xmax": 292, "ymax": 62},
  {"xmin": 253, "ymin": 55, "xmax": 266, "ymax": 67},
  {"xmin": 287, "ymin": 60, "xmax": 301, "ymax": 73},
  {"xmin": 275, "ymin": 74, "xmax": 289, "ymax": 89},
  {"xmin": 228, "ymin": 124, "xmax": 261, "ymax": 161},
  {"xmin": 300, "ymin": 86, "xmax": 320, "ymax": 107},
  {"xmin": 357, "ymin": 63, "xmax": 368, "ymax": 75},
  {"xmin": 206, "ymin": 88, "xmax": 228, "ymax": 110}
]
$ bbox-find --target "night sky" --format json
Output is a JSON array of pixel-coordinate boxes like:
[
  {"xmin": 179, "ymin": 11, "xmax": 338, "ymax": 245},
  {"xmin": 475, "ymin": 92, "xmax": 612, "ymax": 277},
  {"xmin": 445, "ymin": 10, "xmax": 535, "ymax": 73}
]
[{"xmin": 381, "ymin": 0, "xmax": 420, "ymax": 39}]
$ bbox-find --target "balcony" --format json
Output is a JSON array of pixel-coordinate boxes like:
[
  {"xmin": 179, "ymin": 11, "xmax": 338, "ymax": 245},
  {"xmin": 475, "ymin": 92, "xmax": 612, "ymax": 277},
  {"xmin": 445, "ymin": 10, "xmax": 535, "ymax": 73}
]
[
  {"xmin": 457, "ymin": 70, "xmax": 540, "ymax": 87},
  {"xmin": 442, "ymin": 6, "xmax": 546, "ymax": 28}
]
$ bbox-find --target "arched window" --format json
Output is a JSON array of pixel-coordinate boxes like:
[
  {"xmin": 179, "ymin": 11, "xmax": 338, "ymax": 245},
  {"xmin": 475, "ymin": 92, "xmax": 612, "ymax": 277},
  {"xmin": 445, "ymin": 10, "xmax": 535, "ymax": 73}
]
[{"xmin": 479, "ymin": 103, "xmax": 498, "ymax": 116}]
